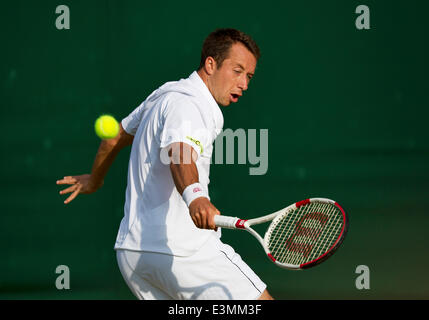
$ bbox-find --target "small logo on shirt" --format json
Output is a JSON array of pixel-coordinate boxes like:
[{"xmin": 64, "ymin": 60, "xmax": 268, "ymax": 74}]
[
  {"xmin": 186, "ymin": 136, "xmax": 203, "ymax": 154},
  {"xmin": 193, "ymin": 187, "xmax": 202, "ymax": 193}
]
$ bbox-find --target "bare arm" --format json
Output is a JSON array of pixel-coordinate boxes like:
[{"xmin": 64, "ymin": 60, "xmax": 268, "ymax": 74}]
[
  {"xmin": 88, "ymin": 123, "xmax": 134, "ymax": 185},
  {"xmin": 57, "ymin": 123, "xmax": 134, "ymax": 204},
  {"xmin": 169, "ymin": 142, "xmax": 220, "ymax": 230}
]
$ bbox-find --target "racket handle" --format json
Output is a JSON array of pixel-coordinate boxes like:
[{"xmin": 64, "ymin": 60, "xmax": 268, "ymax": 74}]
[{"xmin": 214, "ymin": 215, "xmax": 240, "ymax": 229}]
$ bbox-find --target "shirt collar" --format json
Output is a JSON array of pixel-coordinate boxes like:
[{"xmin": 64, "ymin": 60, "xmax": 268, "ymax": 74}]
[
  {"xmin": 188, "ymin": 71, "xmax": 224, "ymax": 131},
  {"xmin": 188, "ymin": 71, "xmax": 217, "ymax": 106}
]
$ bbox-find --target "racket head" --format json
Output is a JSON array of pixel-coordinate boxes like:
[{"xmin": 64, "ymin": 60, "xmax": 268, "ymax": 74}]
[{"xmin": 264, "ymin": 198, "xmax": 348, "ymax": 270}]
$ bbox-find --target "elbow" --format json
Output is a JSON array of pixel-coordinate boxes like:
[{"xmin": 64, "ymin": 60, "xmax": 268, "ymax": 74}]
[
  {"xmin": 168, "ymin": 142, "xmax": 198, "ymax": 165},
  {"xmin": 105, "ymin": 124, "xmax": 134, "ymax": 149}
]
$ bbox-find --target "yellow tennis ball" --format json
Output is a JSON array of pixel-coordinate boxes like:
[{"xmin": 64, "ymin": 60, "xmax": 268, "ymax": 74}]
[{"xmin": 94, "ymin": 115, "xmax": 119, "ymax": 139}]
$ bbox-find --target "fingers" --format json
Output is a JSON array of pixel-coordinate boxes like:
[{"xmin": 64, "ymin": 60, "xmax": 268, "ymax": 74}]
[
  {"xmin": 59, "ymin": 184, "xmax": 78, "ymax": 195},
  {"xmin": 189, "ymin": 199, "xmax": 220, "ymax": 230},
  {"xmin": 64, "ymin": 188, "xmax": 80, "ymax": 204},
  {"xmin": 56, "ymin": 176, "xmax": 81, "ymax": 204},
  {"xmin": 56, "ymin": 176, "xmax": 77, "ymax": 185},
  {"xmin": 203, "ymin": 207, "xmax": 218, "ymax": 230},
  {"xmin": 61, "ymin": 184, "xmax": 81, "ymax": 204},
  {"xmin": 191, "ymin": 213, "xmax": 203, "ymax": 229},
  {"xmin": 193, "ymin": 213, "xmax": 209, "ymax": 229}
]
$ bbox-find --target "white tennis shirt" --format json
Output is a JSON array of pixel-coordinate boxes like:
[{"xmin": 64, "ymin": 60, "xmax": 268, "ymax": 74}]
[{"xmin": 114, "ymin": 71, "xmax": 224, "ymax": 256}]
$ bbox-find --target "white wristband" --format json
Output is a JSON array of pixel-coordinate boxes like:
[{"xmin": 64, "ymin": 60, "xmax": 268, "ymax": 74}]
[{"xmin": 182, "ymin": 183, "xmax": 209, "ymax": 207}]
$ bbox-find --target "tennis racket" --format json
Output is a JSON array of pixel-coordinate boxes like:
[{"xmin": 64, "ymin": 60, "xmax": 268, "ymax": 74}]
[{"xmin": 214, "ymin": 198, "xmax": 348, "ymax": 270}]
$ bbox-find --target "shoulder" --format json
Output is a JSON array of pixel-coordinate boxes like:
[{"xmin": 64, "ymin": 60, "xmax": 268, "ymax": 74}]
[{"xmin": 162, "ymin": 93, "xmax": 200, "ymax": 117}]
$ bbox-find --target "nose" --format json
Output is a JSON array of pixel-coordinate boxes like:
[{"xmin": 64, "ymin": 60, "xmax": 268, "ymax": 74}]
[{"xmin": 238, "ymin": 74, "xmax": 249, "ymax": 91}]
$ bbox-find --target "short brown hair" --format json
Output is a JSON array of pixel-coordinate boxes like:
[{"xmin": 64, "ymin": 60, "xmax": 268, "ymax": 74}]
[{"xmin": 198, "ymin": 28, "xmax": 261, "ymax": 70}]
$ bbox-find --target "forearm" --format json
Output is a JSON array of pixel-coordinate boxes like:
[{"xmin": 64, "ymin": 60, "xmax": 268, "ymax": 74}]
[
  {"xmin": 89, "ymin": 140, "xmax": 121, "ymax": 186},
  {"xmin": 90, "ymin": 124, "xmax": 133, "ymax": 186},
  {"xmin": 170, "ymin": 162, "xmax": 199, "ymax": 195},
  {"xmin": 169, "ymin": 142, "xmax": 199, "ymax": 194},
  {"xmin": 168, "ymin": 142, "xmax": 219, "ymax": 229}
]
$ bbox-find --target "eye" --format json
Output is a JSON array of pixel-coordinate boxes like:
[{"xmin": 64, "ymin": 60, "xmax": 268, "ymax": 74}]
[{"xmin": 234, "ymin": 69, "xmax": 242, "ymax": 74}]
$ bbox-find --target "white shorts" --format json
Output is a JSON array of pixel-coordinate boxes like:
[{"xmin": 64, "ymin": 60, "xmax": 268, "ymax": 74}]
[{"xmin": 116, "ymin": 235, "xmax": 267, "ymax": 300}]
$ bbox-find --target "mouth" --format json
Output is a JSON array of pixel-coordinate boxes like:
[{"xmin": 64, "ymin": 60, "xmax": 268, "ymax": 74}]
[{"xmin": 230, "ymin": 93, "xmax": 241, "ymax": 103}]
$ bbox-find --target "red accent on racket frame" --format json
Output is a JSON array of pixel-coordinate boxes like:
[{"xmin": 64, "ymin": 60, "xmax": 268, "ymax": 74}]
[
  {"xmin": 267, "ymin": 253, "xmax": 276, "ymax": 262},
  {"xmin": 235, "ymin": 219, "xmax": 247, "ymax": 229},
  {"xmin": 295, "ymin": 199, "xmax": 310, "ymax": 208}
]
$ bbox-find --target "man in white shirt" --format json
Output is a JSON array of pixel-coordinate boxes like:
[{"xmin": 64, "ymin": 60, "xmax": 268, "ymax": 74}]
[{"xmin": 57, "ymin": 28, "xmax": 273, "ymax": 300}]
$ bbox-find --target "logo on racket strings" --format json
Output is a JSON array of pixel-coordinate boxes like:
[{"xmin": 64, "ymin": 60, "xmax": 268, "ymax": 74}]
[{"xmin": 285, "ymin": 212, "xmax": 329, "ymax": 258}]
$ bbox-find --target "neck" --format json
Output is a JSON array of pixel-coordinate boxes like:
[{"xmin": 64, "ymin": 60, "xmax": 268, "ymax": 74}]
[
  {"xmin": 197, "ymin": 68, "xmax": 221, "ymax": 106},
  {"xmin": 197, "ymin": 69, "xmax": 212, "ymax": 93}
]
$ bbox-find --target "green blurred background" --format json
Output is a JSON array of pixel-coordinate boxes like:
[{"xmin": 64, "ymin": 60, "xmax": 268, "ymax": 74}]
[{"xmin": 1, "ymin": 0, "xmax": 428, "ymax": 299}]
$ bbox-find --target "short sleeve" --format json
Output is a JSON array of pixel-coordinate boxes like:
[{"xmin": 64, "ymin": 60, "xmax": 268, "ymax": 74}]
[
  {"xmin": 121, "ymin": 101, "xmax": 146, "ymax": 136},
  {"xmin": 160, "ymin": 98, "xmax": 209, "ymax": 157}
]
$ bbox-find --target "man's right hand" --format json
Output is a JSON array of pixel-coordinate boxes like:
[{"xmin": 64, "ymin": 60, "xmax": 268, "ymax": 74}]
[
  {"xmin": 56, "ymin": 174, "xmax": 103, "ymax": 204},
  {"xmin": 188, "ymin": 197, "xmax": 220, "ymax": 230}
]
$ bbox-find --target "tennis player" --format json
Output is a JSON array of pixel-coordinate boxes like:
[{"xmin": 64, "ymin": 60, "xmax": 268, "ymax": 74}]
[{"xmin": 57, "ymin": 28, "xmax": 273, "ymax": 300}]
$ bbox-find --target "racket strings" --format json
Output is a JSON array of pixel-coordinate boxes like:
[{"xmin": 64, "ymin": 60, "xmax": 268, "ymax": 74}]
[
  {"xmin": 304, "ymin": 203, "xmax": 340, "ymax": 261},
  {"xmin": 285, "ymin": 202, "xmax": 342, "ymax": 265},
  {"xmin": 278, "ymin": 202, "xmax": 324, "ymax": 265},
  {"xmin": 268, "ymin": 208, "xmax": 297, "ymax": 256},
  {"xmin": 285, "ymin": 202, "xmax": 340, "ymax": 265},
  {"xmin": 267, "ymin": 202, "xmax": 344, "ymax": 265},
  {"xmin": 270, "ymin": 202, "xmax": 316, "ymax": 264},
  {"xmin": 311, "ymin": 205, "xmax": 342, "ymax": 258}
]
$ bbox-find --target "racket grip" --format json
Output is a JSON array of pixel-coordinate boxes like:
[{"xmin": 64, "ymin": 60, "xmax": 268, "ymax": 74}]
[{"xmin": 214, "ymin": 215, "xmax": 240, "ymax": 229}]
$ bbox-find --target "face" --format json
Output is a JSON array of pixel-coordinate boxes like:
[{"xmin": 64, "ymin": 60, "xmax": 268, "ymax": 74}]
[{"xmin": 205, "ymin": 42, "xmax": 257, "ymax": 106}]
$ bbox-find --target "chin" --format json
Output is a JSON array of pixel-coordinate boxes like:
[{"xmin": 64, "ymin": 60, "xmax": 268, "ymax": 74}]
[{"xmin": 215, "ymin": 96, "xmax": 232, "ymax": 107}]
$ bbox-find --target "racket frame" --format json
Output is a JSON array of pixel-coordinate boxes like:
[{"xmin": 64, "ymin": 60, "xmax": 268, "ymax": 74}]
[{"xmin": 214, "ymin": 198, "xmax": 348, "ymax": 270}]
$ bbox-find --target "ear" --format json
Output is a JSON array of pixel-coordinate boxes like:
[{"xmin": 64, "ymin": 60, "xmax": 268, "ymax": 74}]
[{"xmin": 204, "ymin": 56, "xmax": 217, "ymax": 75}]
